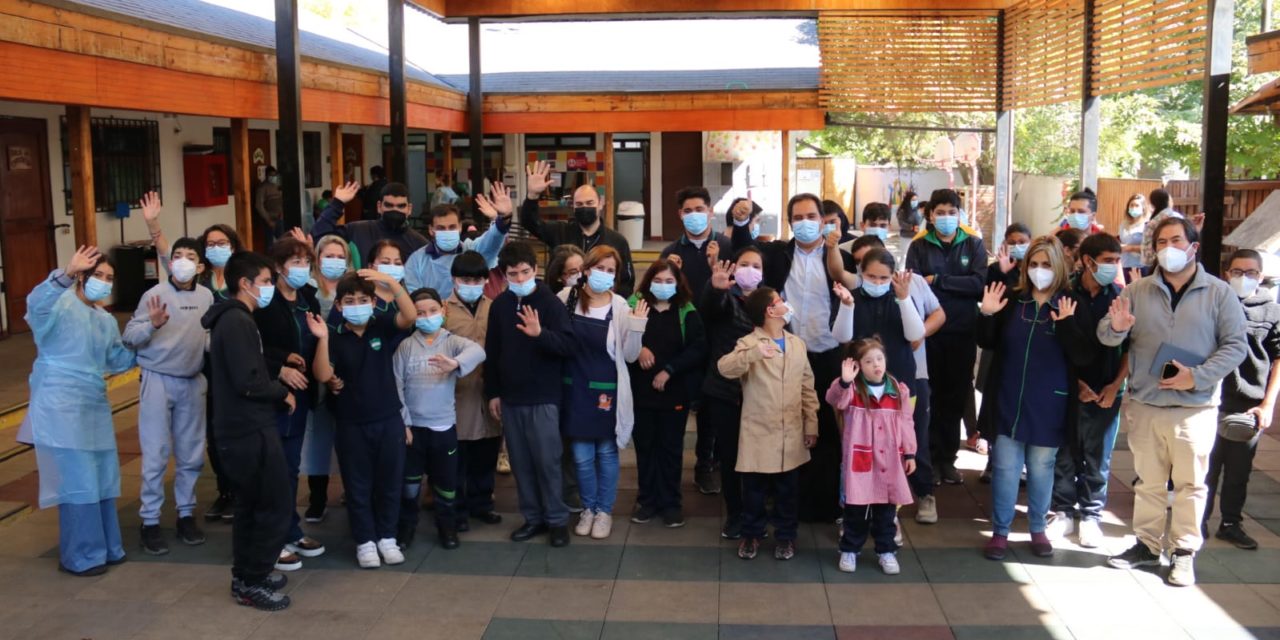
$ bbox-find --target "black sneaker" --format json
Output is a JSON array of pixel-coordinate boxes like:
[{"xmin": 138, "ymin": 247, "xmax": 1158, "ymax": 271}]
[
  {"xmin": 1216, "ymin": 523, "xmax": 1259, "ymax": 550},
  {"xmin": 474, "ymin": 511, "xmax": 503, "ymax": 525},
  {"xmin": 549, "ymin": 525, "xmax": 571, "ymax": 548},
  {"xmin": 303, "ymin": 503, "xmax": 327, "ymax": 524},
  {"xmin": 205, "ymin": 494, "xmax": 231, "ymax": 522},
  {"xmin": 662, "ymin": 509, "xmax": 686, "ymax": 528},
  {"xmin": 695, "ymin": 467, "xmax": 721, "ymax": 495},
  {"xmin": 438, "ymin": 525, "xmax": 460, "ymax": 550},
  {"xmin": 176, "ymin": 516, "xmax": 206, "ymax": 546},
  {"xmin": 396, "ymin": 523, "xmax": 416, "ymax": 550},
  {"xmin": 455, "ymin": 519, "xmax": 471, "ymax": 533},
  {"xmin": 140, "ymin": 525, "xmax": 169, "ymax": 556},
  {"xmin": 1107, "ymin": 542, "xmax": 1162, "ymax": 569},
  {"xmin": 940, "ymin": 466, "xmax": 964, "ymax": 485},
  {"xmin": 232, "ymin": 580, "xmax": 291, "ymax": 611},
  {"xmin": 721, "ymin": 516, "xmax": 744, "ymax": 540},
  {"xmin": 631, "ymin": 504, "xmax": 658, "ymax": 524},
  {"xmin": 231, "ymin": 574, "xmax": 287, "ymax": 596}
]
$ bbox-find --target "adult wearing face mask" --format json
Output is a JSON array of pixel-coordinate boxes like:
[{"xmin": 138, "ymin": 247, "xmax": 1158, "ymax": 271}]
[
  {"xmin": 1100, "ymin": 217, "xmax": 1247, "ymax": 587},
  {"xmin": 403, "ymin": 187, "xmax": 511, "ymax": 299},
  {"xmin": 905, "ymin": 189, "xmax": 988, "ymax": 486},
  {"xmin": 725, "ymin": 197, "xmax": 764, "ymax": 244},
  {"xmin": 520, "ymin": 161, "xmax": 635, "ymax": 296},
  {"xmin": 1119, "ymin": 194, "xmax": 1150, "ymax": 277},
  {"xmin": 1058, "ymin": 189, "xmax": 1104, "ymax": 235},
  {"xmin": 312, "ymin": 180, "xmax": 428, "ymax": 270},
  {"xmin": 730, "ymin": 193, "xmax": 857, "ymax": 522},
  {"xmin": 255, "ymin": 166, "xmax": 285, "ymax": 247}
]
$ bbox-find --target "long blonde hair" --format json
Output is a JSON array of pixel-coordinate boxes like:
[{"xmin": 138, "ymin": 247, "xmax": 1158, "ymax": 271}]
[
  {"xmin": 315, "ymin": 234, "xmax": 352, "ymax": 296},
  {"xmin": 1015, "ymin": 236, "xmax": 1072, "ymax": 296}
]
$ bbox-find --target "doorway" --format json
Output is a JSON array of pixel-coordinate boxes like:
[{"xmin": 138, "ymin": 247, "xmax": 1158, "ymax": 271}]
[
  {"xmin": 613, "ymin": 136, "xmax": 649, "ymax": 226},
  {"xmin": 342, "ymin": 133, "xmax": 364, "ymax": 221},
  {"xmin": 0, "ymin": 118, "xmax": 57, "ymax": 335},
  {"xmin": 661, "ymin": 132, "xmax": 703, "ymax": 242},
  {"xmin": 247, "ymin": 129, "xmax": 271, "ymax": 249}
]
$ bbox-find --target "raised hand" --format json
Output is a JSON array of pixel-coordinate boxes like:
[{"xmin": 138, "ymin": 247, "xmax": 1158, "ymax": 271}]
[
  {"xmin": 631, "ymin": 299, "xmax": 649, "ymax": 319},
  {"xmin": 489, "ymin": 181, "xmax": 514, "ymax": 217},
  {"xmin": 979, "ymin": 282, "xmax": 1008, "ymax": 316},
  {"xmin": 287, "ymin": 227, "xmax": 313, "ymax": 246},
  {"xmin": 140, "ymin": 191, "xmax": 162, "ymax": 224},
  {"xmin": 731, "ymin": 199, "xmax": 754, "ymax": 224},
  {"xmin": 824, "ymin": 228, "xmax": 840, "ymax": 251},
  {"xmin": 996, "ymin": 245, "xmax": 1015, "ymax": 274},
  {"xmin": 710, "ymin": 260, "xmax": 735, "ymax": 290},
  {"xmin": 66, "ymin": 245, "xmax": 101, "ymax": 277},
  {"xmin": 832, "ymin": 282, "xmax": 853, "ymax": 307},
  {"xmin": 526, "ymin": 161, "xmax": 552, "ymax": 197},
  {"xmin": 1127, "ymin": 267, "xmax": 1143, "ymax": 283},
  {"xmin": 1051, "ymin": 296, "xmax": 1077, "ymax": 321},
  {"xmin": 429, "ymin": 354, "xmax": 460, "ymax": 374},
  {"xmin": 147, "ymin": 296, "xmax": 169, "ymax": 329},
  {"xmin": 305, "ymin": 312, "xmax": 329, "ymax": 339},
  {"xmin": 841, "ymin": 357, "xmax": 859, "ymax": 384},
  {"xmin": 638, "ymin": 346, "xmax": 656, "ymax": 370},
  {"xmin": 666, "ymin": 254, "xmax": 684, "ymax": 271},
  {"xmin": 474, "ymin": 193, "xmax": 500, "ymax": 221},
  {"xmin": 1108, "ymin": 297, "xmax": 1135, "ymax": 333},
  {"xmin": 516, "ymin": 306, "xmax": 542, "ymax": 337},
  {"xmin": 333, "ymin": 180, "xmax": 360, "ymax": 204},
  {"xmin": 892, "ymin": 271, "xmax": 913, "ymax": 300},
  {"xmin": 706, "ymin": 240, "xmax": 720, "ymax": 266}
]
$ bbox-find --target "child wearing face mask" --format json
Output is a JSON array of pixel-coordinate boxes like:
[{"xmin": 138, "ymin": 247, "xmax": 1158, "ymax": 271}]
[
  {"xmin": 393, "ymin": 287, "xmax": 486, "ymax": 551},
  {"xmin": 307, "ymin": 271, "xmax": 416, "ymax": 569},
  {"xmin": 123, "ymin": 235, "xmax": 215, "ymax": 555}
]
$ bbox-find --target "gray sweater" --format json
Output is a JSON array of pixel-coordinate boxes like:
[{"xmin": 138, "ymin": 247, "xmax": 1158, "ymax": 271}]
[
  {"xmin": 1097, "ymin": 265, "xmax": 1247, "ymax": 408},
  {"xmin": 123, "ymin": 280, "xmax": 214, "ymax": 378},
  {"xmin": 393, "ymin": 329, "xmax": 485, "ymax": 429}
]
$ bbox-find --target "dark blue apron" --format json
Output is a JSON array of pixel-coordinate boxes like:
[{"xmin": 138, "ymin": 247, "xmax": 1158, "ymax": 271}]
[
  {"xmin": 563, "ymin": 306, "xmax": 617, "ymax": 440},
  {"xmin": 852, "ymin": 290, "xmax": 917, "ymax": 388}
]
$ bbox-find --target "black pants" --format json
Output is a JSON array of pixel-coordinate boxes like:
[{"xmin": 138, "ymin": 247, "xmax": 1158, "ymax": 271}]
[
  {"xmin": 457, "ymin": 436, "xmax": 501, "ymax": 521},
  {"xmin": 216, "ymin": 428, "xmax": 291, "ymax": 586},
  {"xmin": 334, "ymin": 415, "xmax": 405, "ymax": 544},
  {"xmin": 841, "ymin": 503, "xmax": 898, "ymax": 554},
  {"xmin": 706, "ymin": 395, "xmax": 744, "ymax": 521},
  {"xmin": 927, "ymin": 332, "xmax": 977, "ymax": 471},
  {"xmin": 1052, "ymin": 400, "xmax": 1121, "ymax": 520},
  {"xmin": 634, "ymin": 407, "xmax": 689, "ymax": 513},
  {"xmin": 1205, "ymin": 432, "xmax": 1261, "ymax": 526},
  {"xmin": 562, "ymin": 439, "xmax": 581, "ymax": 510},
  {"xmin": 205, "ymin": 378, "xmax": 231, "ymax": 496},
  {"xmin": 401, "ymin": 426, "xmax": 458, "ymax": 532},
  {"xmin": 799, "ymin": 347, "xmax": 842, "ymax": 522},
  {"xmin": 909, "ymin": 378, "xmax": 935, "ymax": 496},
  {"xmin": 694, "ymin": 402, "xmax": 715, "ymax": 472},
  {"xmin": 741, "ymin": 469, "xmax": 800, "ymax": 542}
]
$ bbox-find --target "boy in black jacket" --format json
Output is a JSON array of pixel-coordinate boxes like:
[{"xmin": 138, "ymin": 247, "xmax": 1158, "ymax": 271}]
[
  {"xmin": 485, "ymin": 242, "xmax": 577, "ymax": 546},
  {"xmin": 202, "ymin": 252, "xmax": 295, "ymax": 612}
]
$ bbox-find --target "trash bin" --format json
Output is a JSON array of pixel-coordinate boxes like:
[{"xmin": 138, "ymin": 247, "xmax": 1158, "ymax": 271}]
[
  {"xmin": 616, "ymin": 201, "xmax": 646, "ymax": 250},
  {"xmin": 110, "ymin": 243, "xmax": 159, "ymax": 312}
]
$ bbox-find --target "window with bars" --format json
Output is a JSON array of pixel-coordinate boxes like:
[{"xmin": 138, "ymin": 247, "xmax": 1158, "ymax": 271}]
[{"xmin": 61, "ymin": 117, "xmax": 162, "ymax": 213}]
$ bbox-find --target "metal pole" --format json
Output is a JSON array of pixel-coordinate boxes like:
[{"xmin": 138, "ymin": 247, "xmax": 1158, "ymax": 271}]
[
  {"xmin": 388, "ymin": 0, "xmax": 408, "ymax": 184},
  {"xmin": 468, "ymin": 17, "xmax": 484, "ymax": 202},
  {"xmin": 1200, "ymin": 0, "xmax": 1235, "ymax": 275},
  {"xmin": 274, "ymin": 0, "xmax": 304, "ymax": 230}
]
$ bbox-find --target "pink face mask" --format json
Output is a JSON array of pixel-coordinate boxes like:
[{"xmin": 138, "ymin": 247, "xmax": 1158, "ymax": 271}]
[{"xmin": 735, "ymin": 266, "xmax": 763, "ymax": 291}]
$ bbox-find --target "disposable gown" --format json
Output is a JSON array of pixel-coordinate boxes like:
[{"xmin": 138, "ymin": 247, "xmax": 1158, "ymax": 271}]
[{"xmin": 26, "ymin": 270, "xmax": 136, "ymax": 508}]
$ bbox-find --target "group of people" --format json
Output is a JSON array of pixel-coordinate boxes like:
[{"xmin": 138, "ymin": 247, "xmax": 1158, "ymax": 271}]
[{"xmin": 22, "ymin": 167, "xmax": 1274, "ymax": 611}]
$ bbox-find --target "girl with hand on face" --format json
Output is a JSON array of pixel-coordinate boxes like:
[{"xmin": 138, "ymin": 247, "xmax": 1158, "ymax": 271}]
[
  {"xmin": 330, "ymin": 240, "xmax": 412, "ymax": 332},
  {"xmin": 546, "ymin": 245, "xmax": 587, "ymax": 296}
]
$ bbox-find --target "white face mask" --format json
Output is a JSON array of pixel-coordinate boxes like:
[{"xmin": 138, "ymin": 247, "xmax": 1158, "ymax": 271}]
[
  {"xmin": 1028, "ymin": 267, "xmax": 1054, "ymax": 291},
  {"xmin": 170, "ymin": 258, "xmax": 198, "ymax": 284},
  {"xmin": 1157, "ymin": 246, "xmax": 1191, "ymax": 273},
  {"xmin": 1231, "ymin": 275, "xmax": 1260, "ymax": 299}
]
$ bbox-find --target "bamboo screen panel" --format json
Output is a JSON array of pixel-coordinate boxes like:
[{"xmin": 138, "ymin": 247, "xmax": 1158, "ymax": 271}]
[
  {"xmin": 1091, "ymin": 0, "xmax": 1208, "ymax": 96},
  {"xmin": 1002, "ymin": 0, "xmax": 1085, "ymax": 109},
  {"xmin": 818, "ymin": 12, "xmax": 1000, "ymax": 113}
]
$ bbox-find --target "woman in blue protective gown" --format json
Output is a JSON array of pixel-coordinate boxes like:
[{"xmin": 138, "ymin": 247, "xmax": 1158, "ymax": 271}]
[{"xmin": 26, "ymin": 246, "xmax": 137, "ymax": 576}]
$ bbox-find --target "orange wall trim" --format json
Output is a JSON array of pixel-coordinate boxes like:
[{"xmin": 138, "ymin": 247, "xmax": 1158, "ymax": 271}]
[{"xmin": 484, "ymin": 108, "xmax": 826, "ymax": 134}]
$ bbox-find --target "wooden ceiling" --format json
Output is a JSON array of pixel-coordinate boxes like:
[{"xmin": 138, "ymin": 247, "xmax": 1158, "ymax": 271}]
[{"xmin": 409, "ymin": 0, "xmax": 1017, "ymax": 20}]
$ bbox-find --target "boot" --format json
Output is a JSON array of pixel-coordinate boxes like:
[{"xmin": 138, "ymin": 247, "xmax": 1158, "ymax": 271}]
[{"xmin": 438, "ymin": 525, "xmax": 460, "ymax": 550}]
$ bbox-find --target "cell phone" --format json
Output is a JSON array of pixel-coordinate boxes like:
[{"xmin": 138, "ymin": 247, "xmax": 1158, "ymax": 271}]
[{"xmin": 1162, "ymin": 362, "xmax": 1179, "ymax": 380}]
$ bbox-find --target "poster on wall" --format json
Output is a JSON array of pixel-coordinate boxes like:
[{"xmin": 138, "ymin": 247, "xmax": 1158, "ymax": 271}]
[
  {"xmin": 705, "ymin": 131, "xmax": 779, "ymax": 163},
  {"xmin": 797, "ymin": 169, "xmax": 823, "ymax": 198}
]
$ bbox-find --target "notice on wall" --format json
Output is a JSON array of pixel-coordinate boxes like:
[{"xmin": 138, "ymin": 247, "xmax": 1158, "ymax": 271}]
[{"xmin": 797, "ymin": 169, "xmax": 823, "ymax": 197}]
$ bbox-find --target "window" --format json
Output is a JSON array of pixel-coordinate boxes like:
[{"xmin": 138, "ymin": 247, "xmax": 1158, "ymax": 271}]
[
  {"xmin": 61, "ymin": 117, "xmax": 161, "ymax": 213},
  {"xmin": 525, "ymin": 134, "xmax": 596, "ymax": 150}
]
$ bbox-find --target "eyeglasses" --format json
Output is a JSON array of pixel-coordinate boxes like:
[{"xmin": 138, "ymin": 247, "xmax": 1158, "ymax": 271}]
[{"xmin": 1228, "ymin": 269, "xmax": 1262, "ymax": 279}]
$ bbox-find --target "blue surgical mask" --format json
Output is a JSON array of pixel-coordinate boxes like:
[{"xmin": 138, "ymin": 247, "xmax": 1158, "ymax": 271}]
[
  {"xmin": 587, "ymin": 269, "xmax": 615, "ymax": 294},
  {"xmin": 285, "ymin": 265, "xmax": 311, "ymax": 289},
  {"xmin": 1067, "ymin": 213, "xmax": 1092, "ymax": 230},
  {"xmin": 205, "ymin": 245, "xmax": 232, "ymax": 268},
  {"xmin": 1127, "ymin": 206, "xmax": 1144, "ymax": 218},
  {"xmin": 958, "ymin": 210, "xmax": 969, "ymax": 226},
  {"xmin": 866, "ymin": 227, "xmax": 888, "ymax": 242},
  {"xmin": 933, "ymin": 215, "xmax": 959, "ymax": 236},
  {"xmin": 434, "ymin": 229, "xmax": 461, "ymax": 252},
  {"xmin": 650, "ymin": 282, "xmax": 677, "ymax": 301},
  {"xmin": 342, "ymin": 303, "xmax": 373, "ymax": 326},
  {"xmin": 84, "ymin": 277, "xmax": 112, "ymax": 302},
  {"xmin": 320, "ymin": 257, "xmax": 347, "ymax": 280},
  {"xmin": 822, "ymin": 222, "xmax": 838, "ymax": 237},
  {"xmin": 255, "ymin": 283, "xmax": 275, "ymax": 308},
  {"xmin": 377, "ymin": 264, "xmax": 405, "ymax": 282},
  {"xmin": 456, "ymin": 283, "xmax": 485, "ymax": 303},
  {"xmin": 415, "ymin": 314, "xmax": 444, "ymax": 334},
  {"xmin": 1009, "ymin": 243, "xmax": 1029, "ymax": 260},
  {"xmin": 750, "ymin": 225, "xmax": 760, "ymax": 240},
  {"xmin": 909, "ymin": 199, "xmax": 919, "ymax": 210},
  {"xmin": 861, "ymin": 280, "xmax": 891, "ymax": 298},
  {"xmin": 781, "ymin": 302, "xmax": 795, "ymax": 325},
  {"xmin": 1092, "ymin": 262, "xmax": 1119, "ymax": 286},
  {"xmin": 508, "ymin": 278, "xmax": 536, "ymax": 298},
  {"xmin": 682, "ymin": 212, "xmax": 709, "ymax": 236},
  {"xmin": 792, "ymin": 219, "xmax": 821, "ymax": 243}
]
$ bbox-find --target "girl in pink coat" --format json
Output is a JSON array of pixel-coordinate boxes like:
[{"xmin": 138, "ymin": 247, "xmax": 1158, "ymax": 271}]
[{"xmin": 826, "ymin": 337, "xmax": 917, "ymax": 575}]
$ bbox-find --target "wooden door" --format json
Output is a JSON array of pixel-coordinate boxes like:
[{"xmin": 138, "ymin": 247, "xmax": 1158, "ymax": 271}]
[
  {"xmin": 660, "ymin": 132, "xmax": 703, "ymax": 242},
  {"xmin": 0, "ymin": 118, "xmax": 57, "ymax": 334},
  {"xmin": 341, "ymin": 133, "xmax": 363, "ymax": 221}
]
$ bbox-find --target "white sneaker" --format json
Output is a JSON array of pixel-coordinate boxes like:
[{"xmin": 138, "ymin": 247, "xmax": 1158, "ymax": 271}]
[
  {"xmin": 838, "ymin": 551, "xmax": 857, "ymax": 573},
  {"xmin": 915, "ymin": 495, "xmax": 938, "ymax": 524},
  {"xmin": 591, "ymin": 512, "xmax": 613, "ymax": 539},
  {"xmin": 1046, "ymin": 511, "xmax": 1075, "ymax": 540},
  {"xmin": 574, "ymin": 509, "xmax": 595, "ymax": 537},
  {"xmin": 878, "ymin": 552, "xmax": 901, "ymax": 575},
  {"xmin": 894, "ymin": 516, "xmax": 904, "ymax": 547},
  {"xmin": 377, "ymin": 538, "xmax": 404, "ymax": 565},
  {"xmin": 1077, "ymin": 518, "xmax": 1103, "ymax": 548},
  {"xmin": 356, "ymin": 541, "xmax": 381, "ymax": 569}
]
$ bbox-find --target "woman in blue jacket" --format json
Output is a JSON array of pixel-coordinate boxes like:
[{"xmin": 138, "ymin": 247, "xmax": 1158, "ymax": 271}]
[{"xmin": 976, "ymin": 236, "xmax": 1093, "ymax": 561}]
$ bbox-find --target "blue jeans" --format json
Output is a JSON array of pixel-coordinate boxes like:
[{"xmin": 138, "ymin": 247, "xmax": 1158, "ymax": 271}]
[
  {"xmin": 571, "ymin": 438, "xmax": 619, "ymax": 515},
  {"xmin": 992, "ymin": 434, "xmax": 1058, "ymax": 537}
]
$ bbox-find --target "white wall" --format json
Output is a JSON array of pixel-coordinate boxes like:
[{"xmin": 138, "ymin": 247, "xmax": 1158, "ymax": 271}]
[{"xmin": 1011, "ymin": 173, "xmax": 1072, "ymax": 237}]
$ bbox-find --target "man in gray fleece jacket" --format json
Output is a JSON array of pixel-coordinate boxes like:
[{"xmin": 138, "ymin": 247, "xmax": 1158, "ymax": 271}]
[{"xmin": 1097, "ymin": 217, "xmax": 1247, "ymax": 587}]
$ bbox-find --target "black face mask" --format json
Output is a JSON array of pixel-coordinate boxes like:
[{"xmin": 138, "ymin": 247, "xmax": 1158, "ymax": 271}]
[
  {"xmin": 382, "ymin": 210, "xmax": 407, "ymax": 231},
  {"xmin": 574, "ymin": 207, "xmax": 598, "ymax": 228}
]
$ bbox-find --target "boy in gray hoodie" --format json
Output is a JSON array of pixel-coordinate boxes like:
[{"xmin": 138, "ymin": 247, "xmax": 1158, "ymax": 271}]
[{"xmin": 123, "ymin": 237, "xmax": 214, "ymax": 555}]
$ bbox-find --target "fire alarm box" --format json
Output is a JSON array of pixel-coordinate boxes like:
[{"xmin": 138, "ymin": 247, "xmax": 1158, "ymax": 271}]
[{"xmin": 183, "ymin": 154, "xmax": 228, "ymax": 207}]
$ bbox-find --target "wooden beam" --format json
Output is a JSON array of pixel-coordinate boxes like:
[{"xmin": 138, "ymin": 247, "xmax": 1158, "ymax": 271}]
[
  {"xmin": 781, "ymin": 130, "xmax": 792, "ymax": 241},
  {"xmin": 66, "ymin": 105, "xmax": 96, "ymax": 248},
  {"xmin": 483, "ymin": 90, "xmax": 819, "ymax": 113},
  {"xmin": 467, "ymin": 17, "xmax": 484, "ymax": 200},
  {"xmin": 484, "ymin": 108, "xmax": 825, "ymax": 134},
  {"xmin": 388, "ymin": 0, "xmax": 409, "ymax": 183},
  {"xmin": 603, "ymin": 132, "xmax": 615, "ymax": 228},
  {"xmin": 442, "ymin": 132, "xmax": 454, "ymax": 183},
  {"xmin": 230, "ymin": 118, "xmax": 254, "ymax": 251},
  {"xmin": 1247, "ymin": 31, "xmax": 1280, "ymax": 74},
  {"xmin": 424, "ymin": 0, "xmax": 1016, "ymax": 18},
  {"xmin": 275, "ymin": 0, "xmax": 304, "ymax": 230},
  {"xmin": 329, "ymin": 123, "xmax": 344, "ymax": 187}
]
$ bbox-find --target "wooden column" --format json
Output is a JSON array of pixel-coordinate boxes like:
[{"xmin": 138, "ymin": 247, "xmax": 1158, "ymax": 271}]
[
  {"xmin": 388, "ymin": 0, "xmax": 408, "ymax": 183},
  {"xmin": 603, "ymin": 132, "xmax": 615, "ymax": 228},
  {"xmin": 993, "ymin": 11, "xmax": 1013, "ymax": 248},
  {"xmin": 66, "ymin": 105, "xmax": 96, "ymax": 248},
  {"xmin": 1200, "ymin": 0, "xmax": 1235, "ymax": 275},
  {"xmin": 442, "ymin": 132, "xmax": 454, "ymax": 184},
  {"xmin": 1079, "ymin": 0, "xmax": 1100, "ymax": 192},
  {"xmin": 274, "ymin": 0, "xmax": 304, "ymax": 229},
  {"xmin": 467, "ymin": 17, "xmax": 484, "ymax": 201},
  {"xmin": 230, "ymin": 118, "xmax": 254, "ymax": 251},
  {"xmin": 329, "ymin": 123, "xmax": 344, "ymax": 187},
  {"xmin": 780, "ymin": 130, "xmax": 792, "ymax": 241}
]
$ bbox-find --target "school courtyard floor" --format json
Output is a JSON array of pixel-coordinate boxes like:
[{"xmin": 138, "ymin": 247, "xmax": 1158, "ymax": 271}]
[{"xmin": 4, "ymin": 370, "xmax": 1280, "ymax": 639}]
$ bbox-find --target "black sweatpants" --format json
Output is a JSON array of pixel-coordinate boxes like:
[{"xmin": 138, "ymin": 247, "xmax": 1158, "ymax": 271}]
[
  {"xmin": 841, "ymin": 503, "xmax": 898, "ymax": 554},
  {"xmin": 742, "ymin": 469, "xmax": 800, "ymax": 542},
  {"xmin": 1205, "ymin": 431, "xmax": 1262, "ymax": 526},
  {"xmin": 694, "ymin": 403, "xmax": 716, "ymax": 472},
  {"xmin": 402, "ymin": 426, "xmax": 458, "ymax": 532},
  {"xmin": 634, "ymin": 407, "xmax": 689, "ymax": 513},
  {"xmin": 334, "ymin": 415, "xmax": 405, "ymax": 544},
  {"xmin": 216, "ymin": 428, "xmax": 292, "ymax": 586},
  {"xmin": 927, "ymin": 332, "xmax": 977, "ymax": 472},
  {"xmin": 799, "ymin": 347, "xmax": 842, "ymax": 522},
  {"xmin": 457, "ymin": 436, "xmax": 501, "ymax": 521},
  {"xmin": 706, "ymin": 395, "xmax": 744, "ymax": 522}
]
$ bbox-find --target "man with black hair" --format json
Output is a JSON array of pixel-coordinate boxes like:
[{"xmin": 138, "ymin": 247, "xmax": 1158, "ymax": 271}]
[
  {"xmin": 255, "ymin": 166, "xmax": 283, "ymax": 245},
  {"xmin": 404, "ymin": 186, "xmax": 511, "ymax": 298},
  {"xmin": 201, "ymin": 252, "xmax": 296, "ymax": 611},
  {"xmin": 1060, "ymin": 188, "xmax": 1104, "ymax": 235},
  {"xmin": 520, "ymin": 161, "xmax": 635, "ymax": 295},
  {"xmin": 661, "ymin": 186, "xmax": 731, "ymax": 302},
  {"xmin": 313, "ymin": 179, "xmax": 429, "ymax": 267},
  {"xmin": 906, "ymin": 189, "xmax": 988, "ymax": 486}
]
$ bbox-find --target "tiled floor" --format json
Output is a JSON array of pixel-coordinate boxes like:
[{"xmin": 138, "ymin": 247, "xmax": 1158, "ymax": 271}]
[{"xmin": 4, "ymin": 383, "xmax": 1280, "ymax": 638}]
